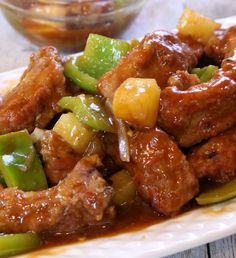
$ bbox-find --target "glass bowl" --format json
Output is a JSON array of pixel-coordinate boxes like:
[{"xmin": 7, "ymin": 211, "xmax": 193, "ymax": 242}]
[{"xmin": 0, "ymin": 0, "xmax": 146, "ymax": 52}]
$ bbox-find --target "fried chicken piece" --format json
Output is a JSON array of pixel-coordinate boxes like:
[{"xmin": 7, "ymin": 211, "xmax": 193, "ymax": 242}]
[
  {"xmin": 188, "ymin": 126, "xmax": 236, "ymax": 183},
  {"xmin": 159, "ymin": 60, "xmax": 236, "ymax": 147},
  {"xmin": 105, "ymin": 128, "xmax": 198, "ymax": 216},
  {"xmin": 38, "ymin": 131, "xmax": 81, "ymax": 185},
  {"xmin": 0, "ymin": 156, "xmax": 114, "ymax": 234},
  {"xmin": 0, "ymin": 46, "xmax": 66, "ymax": 135},
  {"xmin": 98, "ymin": 31, "xmax": 203, "ymax": 100},
  {"xmin": 205, "ymin": 26, "xmax": 236, "ymax": 64}
]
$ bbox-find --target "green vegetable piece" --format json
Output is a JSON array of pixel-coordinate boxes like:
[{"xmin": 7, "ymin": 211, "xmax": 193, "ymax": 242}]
[
  {"xmin": 196, "ymin": 179, "xmax": 236, "ymax": 205},
  {"xmin": 0, "ymin": 130, "xmax": 48, "ymax": 191},
  {"xmin": 64, "ymin": 58, "xmax": 98, "ymax": 93},
  {"xmin": 58, "ymin": 95, "xmax": 114, "ymax": 133},
  {"xmin": 199, "ymin": 65, "xmax": 218, "ymax": 82},
  {"xmin": 0, "ymin": 233, "xmax": 41, "ymax": 258},
  {"xmin": 191, "ymin": 65, "xmax": 218, "ymax": 82},
  {"xmin": 76, "ymin": 34, "xmax": 132, "ymax": 79},
  {"xmin": 191, "ymin": 67, "xmax": 206, "ymax": 77}
]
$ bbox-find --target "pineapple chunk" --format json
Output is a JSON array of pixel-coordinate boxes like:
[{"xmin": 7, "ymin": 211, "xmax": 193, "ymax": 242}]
[
  {"xmin": 53, "ymin": 112, "xmax": 95, "ymax": 154},
  {"xmin": 112, "ymin": 78, "xmax": 161, "ymax": 128},
  {"xmin": 177, "ymin": 7, "xmax": 221, "ymax": 45}
]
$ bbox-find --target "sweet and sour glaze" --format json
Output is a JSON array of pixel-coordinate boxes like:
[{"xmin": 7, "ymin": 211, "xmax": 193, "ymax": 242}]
[{"xmin": 0, "ymin": 24, "xmax": 236, "ymax": 240}]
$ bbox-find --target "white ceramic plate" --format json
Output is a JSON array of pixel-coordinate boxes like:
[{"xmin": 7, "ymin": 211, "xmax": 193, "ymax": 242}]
[{"xmin": 1, "ymin": 16, "xmax": 236, "ymax": 258}]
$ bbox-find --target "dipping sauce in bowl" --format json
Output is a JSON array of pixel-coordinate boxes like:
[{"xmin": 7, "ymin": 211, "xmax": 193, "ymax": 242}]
[{"xmin": 0, "ymin": 0, "xmax": 146, "ymax": 52}]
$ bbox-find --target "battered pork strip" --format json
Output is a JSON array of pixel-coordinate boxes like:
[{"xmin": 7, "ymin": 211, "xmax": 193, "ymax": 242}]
[
  {"xmin": 0, "ymin": 156, "xmax": 114, "ymax": 234},
  {"xmin": 159, "ymin": 60, "xmax": 236, "ymax": 147},
  {"xmin": 188, "ymin": 126, "xmax": 236, "ymax": 183},
  {"xmin": 98, "ymin": 31, "xmax": 203, "ymax": 100},
  {"xmin": 106, "ymin": 128, "xmax": 198, "ymax": 216},
  {"xmin": 205, "ymin": 26, "xmax": 236, "ymax": 64},
  {"xmin": 38, "ymin": 131, "xmax": 81, "ymax": 185},
  {"xmin": 0, "ymin": 46, "xmax": 66, "ymax": 135}
]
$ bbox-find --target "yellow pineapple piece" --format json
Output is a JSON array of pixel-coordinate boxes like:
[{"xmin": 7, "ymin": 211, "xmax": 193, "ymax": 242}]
[
  {"xmin": 53, "ymin": 112, "xmax": 95, "ymax": 154},
  {"xmin": 178, "ymin": 7, "xmax": 221, "ymax": 44},
  {"xmin": 112, "ymin": 78, "xmax": 161, "ymax": 128}
]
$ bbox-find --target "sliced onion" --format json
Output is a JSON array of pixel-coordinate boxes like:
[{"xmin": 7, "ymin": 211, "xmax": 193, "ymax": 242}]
[
  {"xmin": 105, "ymin": 99, "xmax": 130, "ymax": 162},
  {"xmin": 31, "ymin": 128, "xmax": 45, "ymax": 143},
  {"xmin": 116, "ymin": 118, "xmax": 130, "ymax": 162}
]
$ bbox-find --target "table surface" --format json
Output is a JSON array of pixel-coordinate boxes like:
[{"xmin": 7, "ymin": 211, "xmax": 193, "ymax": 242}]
[{"xmin": 1, "ymin": 0, "xmax": 236, "ymax": 257}]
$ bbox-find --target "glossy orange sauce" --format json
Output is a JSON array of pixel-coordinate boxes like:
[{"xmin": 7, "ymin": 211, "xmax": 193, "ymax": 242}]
[
  {"xmin": 37, "ymin": 197, "xmax": 196, "ymax": 253},
  {"xmin": 33, "ymin": 180, "xmax": 223, "ymax": 254}
]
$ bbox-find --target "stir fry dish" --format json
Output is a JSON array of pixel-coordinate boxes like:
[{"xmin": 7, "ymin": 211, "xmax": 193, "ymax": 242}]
[{"xmin": 1, "ymin": 8, "xmax": 236, "ymax": 257}]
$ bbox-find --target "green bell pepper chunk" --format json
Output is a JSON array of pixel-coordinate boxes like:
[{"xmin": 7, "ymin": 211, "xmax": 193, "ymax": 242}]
[
  {"xmin": 196, "ymin": 178, "xmax": 236, "ymax": 205},
  {"xmin": 0, "ymin": 233, "xmax": 41, "ymax": 257},
  {"xmin": 191, "ymin": 65, "xmax": 218, "ymax": 83},
  {"xmin": 199, "ymin": 65, "xmax": 218, "ymax": 82},
  {"xmin": 191, "ymin": 67, "xmax": 205, "ymax": 77},
  {"xmin": 0, "ymin": 130, "xmax": 48, "ymax": 191},
  {"xmin": 64, "ymin": 58, "xmax": 98, "ymax": 94},
  {"xmin": 58, "ymin": 95, "xmax": 114, "ymax": 133},
  {"xmin": 76, "ymin": 34, "xmax": 132, "ymax": 79}
]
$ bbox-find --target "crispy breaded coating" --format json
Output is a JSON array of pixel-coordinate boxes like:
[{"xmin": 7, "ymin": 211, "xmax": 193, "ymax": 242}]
[
  {"xmin": 37, "ymin": 131, "xmax": 81, "ymax": 185},
  {"xmin": 188, "ymin": 126, "xmax": 236, "ymax": 183},
  {"xmin": 0, "ymin": 156, "xmax": 114, "ymax": 234},
  {"xmin": 105, "ymin": 128, "xmax": 198, "ymax": 216},
  {"xmin": 0, "ymin": 46, "xmax": 66, "ymax": 135},
  {"xmin": 98, "ymin": 31, "xmax": 203, "ymax": 100},
  {"xmin": 205, "ymin": 26, "xmax": 236, "ymax": 64},
  {"xmin": 159, "ymin": 61, "xmax": 236, "ymax": 147}
]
